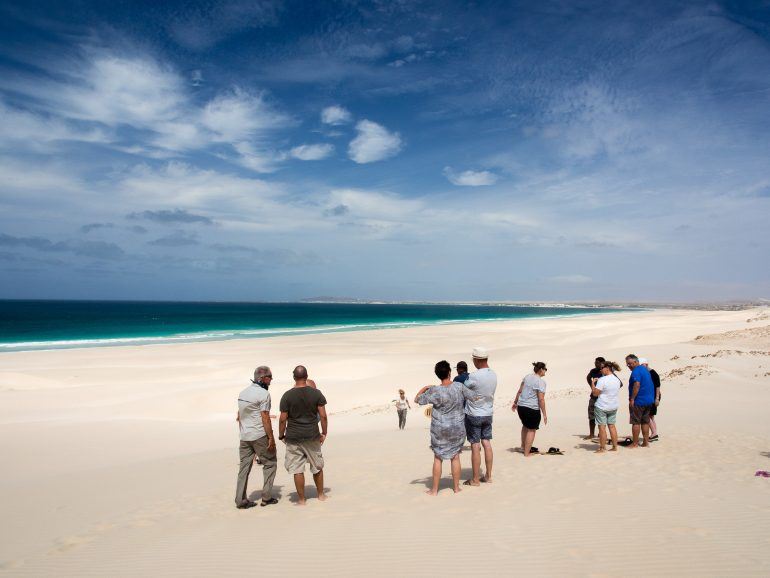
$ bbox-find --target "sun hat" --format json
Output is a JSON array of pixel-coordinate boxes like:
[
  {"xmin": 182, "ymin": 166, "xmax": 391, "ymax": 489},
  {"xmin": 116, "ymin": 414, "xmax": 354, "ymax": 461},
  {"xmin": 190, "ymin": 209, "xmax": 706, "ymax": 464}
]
[
  {"xmin": 639, "ymin": 357, "xmax": 648, "ymax": 364},
  {"xmin": 472, "ymin": 346, "xmax": 488, "ymax": 359}
]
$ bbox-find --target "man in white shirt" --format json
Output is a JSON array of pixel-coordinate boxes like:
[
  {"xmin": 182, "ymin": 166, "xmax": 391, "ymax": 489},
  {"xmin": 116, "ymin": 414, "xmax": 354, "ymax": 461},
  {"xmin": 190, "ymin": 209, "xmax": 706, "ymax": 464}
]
[
  {"xmin": 235, "ymin": 366, "xmax": 278, "ymax": 509},
  {"xmin": 463, "ymin": 347, "xmax": 497, "ymax": 486}
]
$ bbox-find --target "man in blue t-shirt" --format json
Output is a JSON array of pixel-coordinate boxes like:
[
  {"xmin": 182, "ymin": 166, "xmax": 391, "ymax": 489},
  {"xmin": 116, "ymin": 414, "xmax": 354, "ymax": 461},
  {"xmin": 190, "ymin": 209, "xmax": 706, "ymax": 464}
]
[{"xmin": 625, "ymin": 354, "xmax": 654, "ymax": 448}]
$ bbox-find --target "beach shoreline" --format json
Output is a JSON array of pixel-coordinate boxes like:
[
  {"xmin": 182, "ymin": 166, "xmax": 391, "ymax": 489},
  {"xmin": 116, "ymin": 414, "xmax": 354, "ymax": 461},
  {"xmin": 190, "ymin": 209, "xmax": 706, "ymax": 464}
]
[{"xmin": 1, "ymin": 307, "xmax": 769, "ymax": 576}]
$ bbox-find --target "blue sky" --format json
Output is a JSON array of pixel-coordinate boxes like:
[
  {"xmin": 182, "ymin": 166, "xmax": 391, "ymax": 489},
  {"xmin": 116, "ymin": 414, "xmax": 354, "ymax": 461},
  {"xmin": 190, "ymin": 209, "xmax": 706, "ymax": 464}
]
[{"xmin": 0, "ymin": 0, "xmax": 768, "ymax": 302}]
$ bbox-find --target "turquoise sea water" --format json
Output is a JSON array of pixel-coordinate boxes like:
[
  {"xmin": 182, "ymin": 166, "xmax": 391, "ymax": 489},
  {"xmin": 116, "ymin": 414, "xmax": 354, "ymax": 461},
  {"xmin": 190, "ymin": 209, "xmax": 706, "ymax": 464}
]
[{"xmin": 0, "ymin": 300, "xmax": 629, "ymax": 351}]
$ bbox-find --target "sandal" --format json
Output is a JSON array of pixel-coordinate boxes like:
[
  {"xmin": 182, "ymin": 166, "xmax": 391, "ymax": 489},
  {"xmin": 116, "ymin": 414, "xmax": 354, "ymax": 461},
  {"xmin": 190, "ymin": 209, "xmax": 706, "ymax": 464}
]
[
  {"xmin": 547, "ymin": 447, "xmax": 564, "ymax": 455},
  {"xmin": 260, "ymin": 497, "xmax": 279, "ymax": 506}
]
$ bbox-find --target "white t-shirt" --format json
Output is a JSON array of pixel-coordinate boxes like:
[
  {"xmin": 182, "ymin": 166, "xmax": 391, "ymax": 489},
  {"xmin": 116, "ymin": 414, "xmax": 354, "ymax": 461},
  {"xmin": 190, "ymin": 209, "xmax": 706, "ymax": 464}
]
[
  {"xmin": 518, "ymin": 373, "xmax": 546, "ymax": 410},
  {"xmin": 464, "ymin": 367, "xmax": 497, "ymax": 417},
  {"xmin": 594, "ymin": 374, "xmax": 622, "ymax": 411},
  {"xmin": 238, "ymin": 383, "xmax": 271, "ymax": 441},
  {"xmin": 395, "ymin": 397, "xmax": 409, "ymax": 410}
]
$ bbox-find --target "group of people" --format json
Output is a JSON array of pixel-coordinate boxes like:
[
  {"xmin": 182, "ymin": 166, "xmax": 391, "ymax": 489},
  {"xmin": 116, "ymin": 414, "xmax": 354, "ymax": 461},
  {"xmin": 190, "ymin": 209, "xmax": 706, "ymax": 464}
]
[
  {"xmin": 234, "ymin": 349, "xmax": 663, "ymax": 507},
  {"xmin": 406, "ymin": 349, "xmax": 662, "ymax": 495},
  {"xmin": 235, "ymin": 365, "xmax": 327, "ymax": 509},
  {"xmin": 584, "ymin": 355, "xmax": 661, "ymax": 451}
]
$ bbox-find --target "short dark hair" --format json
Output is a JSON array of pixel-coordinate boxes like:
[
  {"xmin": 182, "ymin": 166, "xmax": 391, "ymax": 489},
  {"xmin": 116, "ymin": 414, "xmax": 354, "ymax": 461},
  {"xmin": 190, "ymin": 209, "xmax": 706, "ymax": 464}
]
[
  {"xmin": 625, "ymin": 354, "xmax": 638, "ymax": 362},
  {"xmin": 293, "ymin": 365, "xmax": 308, "ymax": 380},
  {"xmin": 595, "ymin": 357, "xmax": 606, "ymax": 363},
  {"xmin": 434, "ymin": 360, "xmax": 451, "ymax": 380},
  {"xmin": 456, "ymin": 361, "xmax": 468, "ymax": 372},
  {"xmin": 532, "ymin": 361, "xmax": 547, "ymax": 372}
]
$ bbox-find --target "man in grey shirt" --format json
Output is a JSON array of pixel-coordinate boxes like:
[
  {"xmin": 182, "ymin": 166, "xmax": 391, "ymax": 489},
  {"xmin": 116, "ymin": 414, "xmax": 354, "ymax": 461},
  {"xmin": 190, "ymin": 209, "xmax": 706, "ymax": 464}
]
[
  {"xmin": 463, "ymin": 347, "xmax": 497, "ymax": 486},
  {"xmin": 235, "ymin": 366, "xmax": 278, "ymax": 509}
]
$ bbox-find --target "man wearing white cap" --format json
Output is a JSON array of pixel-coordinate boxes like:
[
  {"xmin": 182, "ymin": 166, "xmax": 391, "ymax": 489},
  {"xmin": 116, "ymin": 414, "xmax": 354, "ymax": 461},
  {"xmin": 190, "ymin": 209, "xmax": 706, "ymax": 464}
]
[
  {"xmin": 463, "ymin": 346, "xmax": 497, "ymax": 486},
  {"xmin": 640, "ymin": 358, "xmax": 661, "ymax": 440}
]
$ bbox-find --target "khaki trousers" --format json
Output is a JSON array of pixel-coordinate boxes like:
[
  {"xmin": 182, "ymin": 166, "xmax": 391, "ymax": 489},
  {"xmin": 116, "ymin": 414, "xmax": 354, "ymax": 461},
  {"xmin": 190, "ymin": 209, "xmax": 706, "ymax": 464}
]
[{"xmin": 235, "ymin": 435, "xmax": 277, "ymax": 505}]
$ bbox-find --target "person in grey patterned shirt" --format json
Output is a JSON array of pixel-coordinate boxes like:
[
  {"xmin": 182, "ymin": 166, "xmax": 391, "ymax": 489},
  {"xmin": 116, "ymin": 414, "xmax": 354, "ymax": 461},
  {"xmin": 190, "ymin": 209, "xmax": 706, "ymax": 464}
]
[{"xmin": 415, "ymin": 360, "xmax": 474, "ymax": 495}]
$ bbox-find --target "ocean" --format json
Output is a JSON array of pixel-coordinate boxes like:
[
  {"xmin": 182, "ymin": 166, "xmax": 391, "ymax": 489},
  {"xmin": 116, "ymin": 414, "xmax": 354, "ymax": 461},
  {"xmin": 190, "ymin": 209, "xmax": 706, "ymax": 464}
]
[{"xmin": 0, "ymin": 300, "xmax": 628, "ymax": 351}]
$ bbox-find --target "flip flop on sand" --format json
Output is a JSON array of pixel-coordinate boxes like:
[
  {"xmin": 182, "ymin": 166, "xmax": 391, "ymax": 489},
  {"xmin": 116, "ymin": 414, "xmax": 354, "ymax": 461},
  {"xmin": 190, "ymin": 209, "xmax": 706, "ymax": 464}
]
[
  {"xmin": 261, "ymin": 498, "xmax": 279, "ymax": 506},
  {"xmin": 529, "ymin": 446, "xmax": 539, "ymax": 454},
  {"xmin": 649, "ymin": 434, "xmax": 659, "ymax": 441},
  {"xmin": 618, "ymin": 437, "xmax": 634, "ymax": 447},
  {"xmin": 547, "ymin": 447, "xmax": 564, "ymax": 455}
]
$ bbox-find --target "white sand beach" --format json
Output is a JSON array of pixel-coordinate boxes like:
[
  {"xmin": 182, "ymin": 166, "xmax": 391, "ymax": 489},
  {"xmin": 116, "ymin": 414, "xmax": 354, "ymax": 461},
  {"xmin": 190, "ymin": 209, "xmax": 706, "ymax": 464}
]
[{"xmin": 1, "ymin": 307, "xmax": 769, "ymax": 577}]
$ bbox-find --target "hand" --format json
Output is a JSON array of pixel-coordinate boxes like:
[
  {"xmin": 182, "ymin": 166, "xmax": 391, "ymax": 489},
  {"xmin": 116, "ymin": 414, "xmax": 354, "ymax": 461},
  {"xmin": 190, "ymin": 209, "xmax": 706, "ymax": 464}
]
[
  {"xmin": 629, "ymin": 399, "xmax": 635, "ymax": 408},
  {"xmin": 543, "ymin": 415, "xmax": 548, "ymax": 426},
  {"xmin": 655, "ymin": 401, "xmax": 659, "ymax": 407},
  {"xmin": 591, "ymin": 377, "xmax": 597, "ymax": 384},
  {"xmin": 511, "ymin": 403, "xmax": 517, "ymax": 411},
  {"xmin": 279, "ymin": 435, "xmax": 286, "ymax": 444},
  {"xmin": 268, "ymin": 439, "xmax": 276, "ymax": 452},
  {"xmin": 319, "ymin": 434, "xmax": 326, "ymax": 445}
]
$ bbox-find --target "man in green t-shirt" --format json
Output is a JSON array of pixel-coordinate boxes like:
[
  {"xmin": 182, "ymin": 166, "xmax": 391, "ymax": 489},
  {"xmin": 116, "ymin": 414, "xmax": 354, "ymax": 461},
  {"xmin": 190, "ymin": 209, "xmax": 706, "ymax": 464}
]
[{"xmin": 278, "ymin": 365, "xmax": 328, "ymax": 505}]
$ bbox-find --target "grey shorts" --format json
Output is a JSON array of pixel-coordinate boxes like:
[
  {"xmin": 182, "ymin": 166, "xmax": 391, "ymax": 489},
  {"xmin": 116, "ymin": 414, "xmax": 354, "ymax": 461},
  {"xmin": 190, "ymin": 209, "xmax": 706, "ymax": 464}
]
[
  {"xmin": 594, "ymin": 406, "xmax": 617, "ymax": 426},
  {"xmin": 284, "ymin": 439, "xmax": 324, "ymax": 474},
  {"xmin": 464, "ymin": 414, "xmax": 493, "ymax": 443}
]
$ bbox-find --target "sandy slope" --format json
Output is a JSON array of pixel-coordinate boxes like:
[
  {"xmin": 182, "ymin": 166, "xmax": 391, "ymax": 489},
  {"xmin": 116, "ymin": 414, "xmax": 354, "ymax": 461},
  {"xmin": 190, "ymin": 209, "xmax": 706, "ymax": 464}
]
[{"xmin": 1, "ymin": 308, "xmax": 769, "ymax": 576}]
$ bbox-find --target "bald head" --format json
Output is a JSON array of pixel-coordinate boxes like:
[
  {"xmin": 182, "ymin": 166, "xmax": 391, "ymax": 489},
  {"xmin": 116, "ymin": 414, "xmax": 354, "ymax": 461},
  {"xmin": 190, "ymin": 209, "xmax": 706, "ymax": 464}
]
[{"xmin": 293, "ymin": 365, "xmax": 308, "ymax": 382}]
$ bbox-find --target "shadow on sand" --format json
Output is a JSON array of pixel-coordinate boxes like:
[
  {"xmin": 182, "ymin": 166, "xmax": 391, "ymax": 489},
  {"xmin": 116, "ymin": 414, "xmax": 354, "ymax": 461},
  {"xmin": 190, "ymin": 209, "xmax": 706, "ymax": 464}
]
[
  {"xmin": 287, "ymin": 486, "xmax": 332, "ymax": 504},
  {"xmin": 411, "ymin": 467, "xmax": 475, "ymax": 490},
  {"xmin": 248, "ymin": 484, "xmax": 285, "ymax": 503}
]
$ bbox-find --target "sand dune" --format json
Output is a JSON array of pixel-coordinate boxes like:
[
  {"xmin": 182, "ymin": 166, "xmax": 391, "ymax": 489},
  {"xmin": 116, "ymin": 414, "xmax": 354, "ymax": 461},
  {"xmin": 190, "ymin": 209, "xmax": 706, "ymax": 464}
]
[{"xmin": 1, "ymin": 308, "xmax": 769, "ymax": 576}]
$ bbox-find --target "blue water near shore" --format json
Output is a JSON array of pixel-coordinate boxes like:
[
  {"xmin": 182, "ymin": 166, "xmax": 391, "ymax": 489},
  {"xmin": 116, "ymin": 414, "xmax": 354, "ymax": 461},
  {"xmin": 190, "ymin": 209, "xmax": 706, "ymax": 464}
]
[{"xmin": 0, "ymin": 300, "xmax": 630, "ymax": 351}]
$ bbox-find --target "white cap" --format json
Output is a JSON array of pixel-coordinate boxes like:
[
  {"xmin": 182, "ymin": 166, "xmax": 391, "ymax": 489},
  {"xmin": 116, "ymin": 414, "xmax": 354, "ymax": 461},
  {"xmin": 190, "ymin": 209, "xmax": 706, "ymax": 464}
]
[
  {"xmin": 639, "ymin": 357, "xmax": 648, "ymax": 365},
  {"xmin": 472, "ymin": 346, "xmax": 489, "ymax": 359}
]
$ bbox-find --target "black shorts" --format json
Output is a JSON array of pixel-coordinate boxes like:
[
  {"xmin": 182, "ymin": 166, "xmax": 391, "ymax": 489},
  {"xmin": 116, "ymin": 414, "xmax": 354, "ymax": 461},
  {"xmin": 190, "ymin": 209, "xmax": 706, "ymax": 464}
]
[
  {"xmin": 650, "ymin": 403, "xmax": 658, "ymax": 416},
  {"xmin": 517, "ymin": 405, "xmax": 541, "ymax": 430}
]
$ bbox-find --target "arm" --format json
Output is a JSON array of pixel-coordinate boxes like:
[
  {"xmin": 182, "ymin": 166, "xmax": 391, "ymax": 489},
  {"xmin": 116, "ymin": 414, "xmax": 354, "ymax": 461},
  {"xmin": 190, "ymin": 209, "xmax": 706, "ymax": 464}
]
[
  {"xmin": 318, "ymin": 405, "xmax": 328, "ymax": 444},
  {"xmin": 278, "ymin": 411, "xmax": 288, "ymax": 442},
  {"xmin": 511, "ymin": 381, "xmax": 524, "ymax": 410},
  {"xmin": 590, "ymin": 377, "xmax": 602, "ymax": 397},
  {"xmin": 629, "ymin": 382, "xmax": 640, "ymax": 406},
  {"xmin": 407, "ymin": 399, "xmax": 411, "ymax": 409},
  {"xmin": 415, "ymin": 386, "xmax": 431, "ymax": 404},
  {"xmin": 537, "ymin": 391, "xmax": 547, "ymax": 425},
  {"xmin": 261, "ymin": 411, "xmax": 275, "ymax": 452}
]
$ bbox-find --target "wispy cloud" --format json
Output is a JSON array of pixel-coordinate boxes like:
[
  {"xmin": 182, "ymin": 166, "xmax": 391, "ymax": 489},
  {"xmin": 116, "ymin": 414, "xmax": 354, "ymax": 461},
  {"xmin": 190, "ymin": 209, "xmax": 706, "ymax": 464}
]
[
  {"xmin": 321, "ymin": 105, "xmax": 353, "ymax": 125},
  {"xmin": 127, "ymin": 208, "xmax": 214, "ymax": 225},
  {"xmin": 348, "ymin": 120, "xmax": 403, "ymax": 163},
  {"xmin": 443, "ymin": 167, "xmax": 499, "ymax": 186},
  {"xmin": 148, "ymin": 230, "xmax": 199, "ymax": 247},
  {"xmin": 289, "ymin": 143, "xmax": 335, "ymax": 161}
]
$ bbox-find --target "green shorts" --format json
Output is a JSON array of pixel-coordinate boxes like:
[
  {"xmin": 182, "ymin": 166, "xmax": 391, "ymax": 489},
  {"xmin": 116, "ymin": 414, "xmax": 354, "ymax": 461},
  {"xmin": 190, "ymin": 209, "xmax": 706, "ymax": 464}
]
[{"xmin": 594, "ymin": 406, "xmax": 617, "ymax": 426}]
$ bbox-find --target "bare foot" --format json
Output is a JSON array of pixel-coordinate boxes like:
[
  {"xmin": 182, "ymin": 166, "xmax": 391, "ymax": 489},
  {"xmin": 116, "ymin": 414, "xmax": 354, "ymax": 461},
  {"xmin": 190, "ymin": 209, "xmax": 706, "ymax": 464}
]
[
  {"xmin": 296, "ymin": 499, "xmax": 307, "ymax": 506},
  {"xmin": 463, "ymin": 480, "xmax": 480, "ymax": 487},
  {"xmin": 425, "ymin": 489, "xmax": 438, "ymax": 496},
  {"xmin": 317, "ymin": 493, "xmax": 328, "ymax": 501},
  {"xmin": 641, "ymin": 443, "xmax": 650, "ymax": 448},
  {"xmin": 481, "ymin": 475, "xmax": 492, "ymax": 483},
  {"xmin": 452, "ymin": 487, "xmax": 462, "ymax": 494},
  {"xmin": 609, "ymin": 448, "xmax": 618, "ymax": 452},
  {"xmin": 594, "ymin": 448, "xmax": 606, "ymax": 453}
]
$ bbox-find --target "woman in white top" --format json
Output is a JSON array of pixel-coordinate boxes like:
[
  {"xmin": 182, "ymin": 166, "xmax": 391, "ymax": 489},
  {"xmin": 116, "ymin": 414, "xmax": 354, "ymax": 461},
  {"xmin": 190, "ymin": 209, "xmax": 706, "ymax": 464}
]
[
  {"xmin": 590, "ymin": 361, "xmax": 622, "ymax": 452},
  {"xmin": 511, "ymin": 362, "xmax": 548, "ymax": 457},
  {"xmin": 394, "ymin": 389, "xmax": 411, "ymax": 430}
]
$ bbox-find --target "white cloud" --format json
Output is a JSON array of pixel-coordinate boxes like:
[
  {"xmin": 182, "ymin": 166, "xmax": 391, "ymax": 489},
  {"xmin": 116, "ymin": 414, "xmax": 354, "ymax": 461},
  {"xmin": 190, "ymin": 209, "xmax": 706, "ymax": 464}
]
[
  {"xmin": 289, "ymin": 143, "xmax": 335, "ymax": 161},
  {"xmin": 321, "ymin": 105, "xmax": 352, "ymax": 125},
  {"xmin": 200, "ymin": 89, "xmax": 290, "ymax": 142},
  {"xmin": 0, "ymin": 99, "xmax": 109, "ymax": 150},
  {"xmin": 443, "ymin": 167, "xmax": 499, "ymax": 186},
  {"xmin": 57, "ymin": 53, "xmax": 188, "ymax": 127},
  {"xmin": 348, "ymin": 120, "xmax": 403, "ymax": 164}
]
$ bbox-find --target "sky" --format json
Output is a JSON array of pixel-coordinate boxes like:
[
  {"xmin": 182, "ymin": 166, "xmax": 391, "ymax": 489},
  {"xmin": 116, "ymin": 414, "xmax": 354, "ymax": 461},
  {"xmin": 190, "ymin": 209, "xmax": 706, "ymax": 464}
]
[{"xmin": 0, "ymin": 0, "xmax": 769, "ymax": 302}]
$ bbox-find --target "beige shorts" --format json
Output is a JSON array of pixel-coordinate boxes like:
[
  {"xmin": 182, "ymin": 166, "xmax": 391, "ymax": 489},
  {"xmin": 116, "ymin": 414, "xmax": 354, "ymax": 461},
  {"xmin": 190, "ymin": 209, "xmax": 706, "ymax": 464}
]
[{"xmin": 284, "ymin": 439, "xmax": 324, "ymax": 474}]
